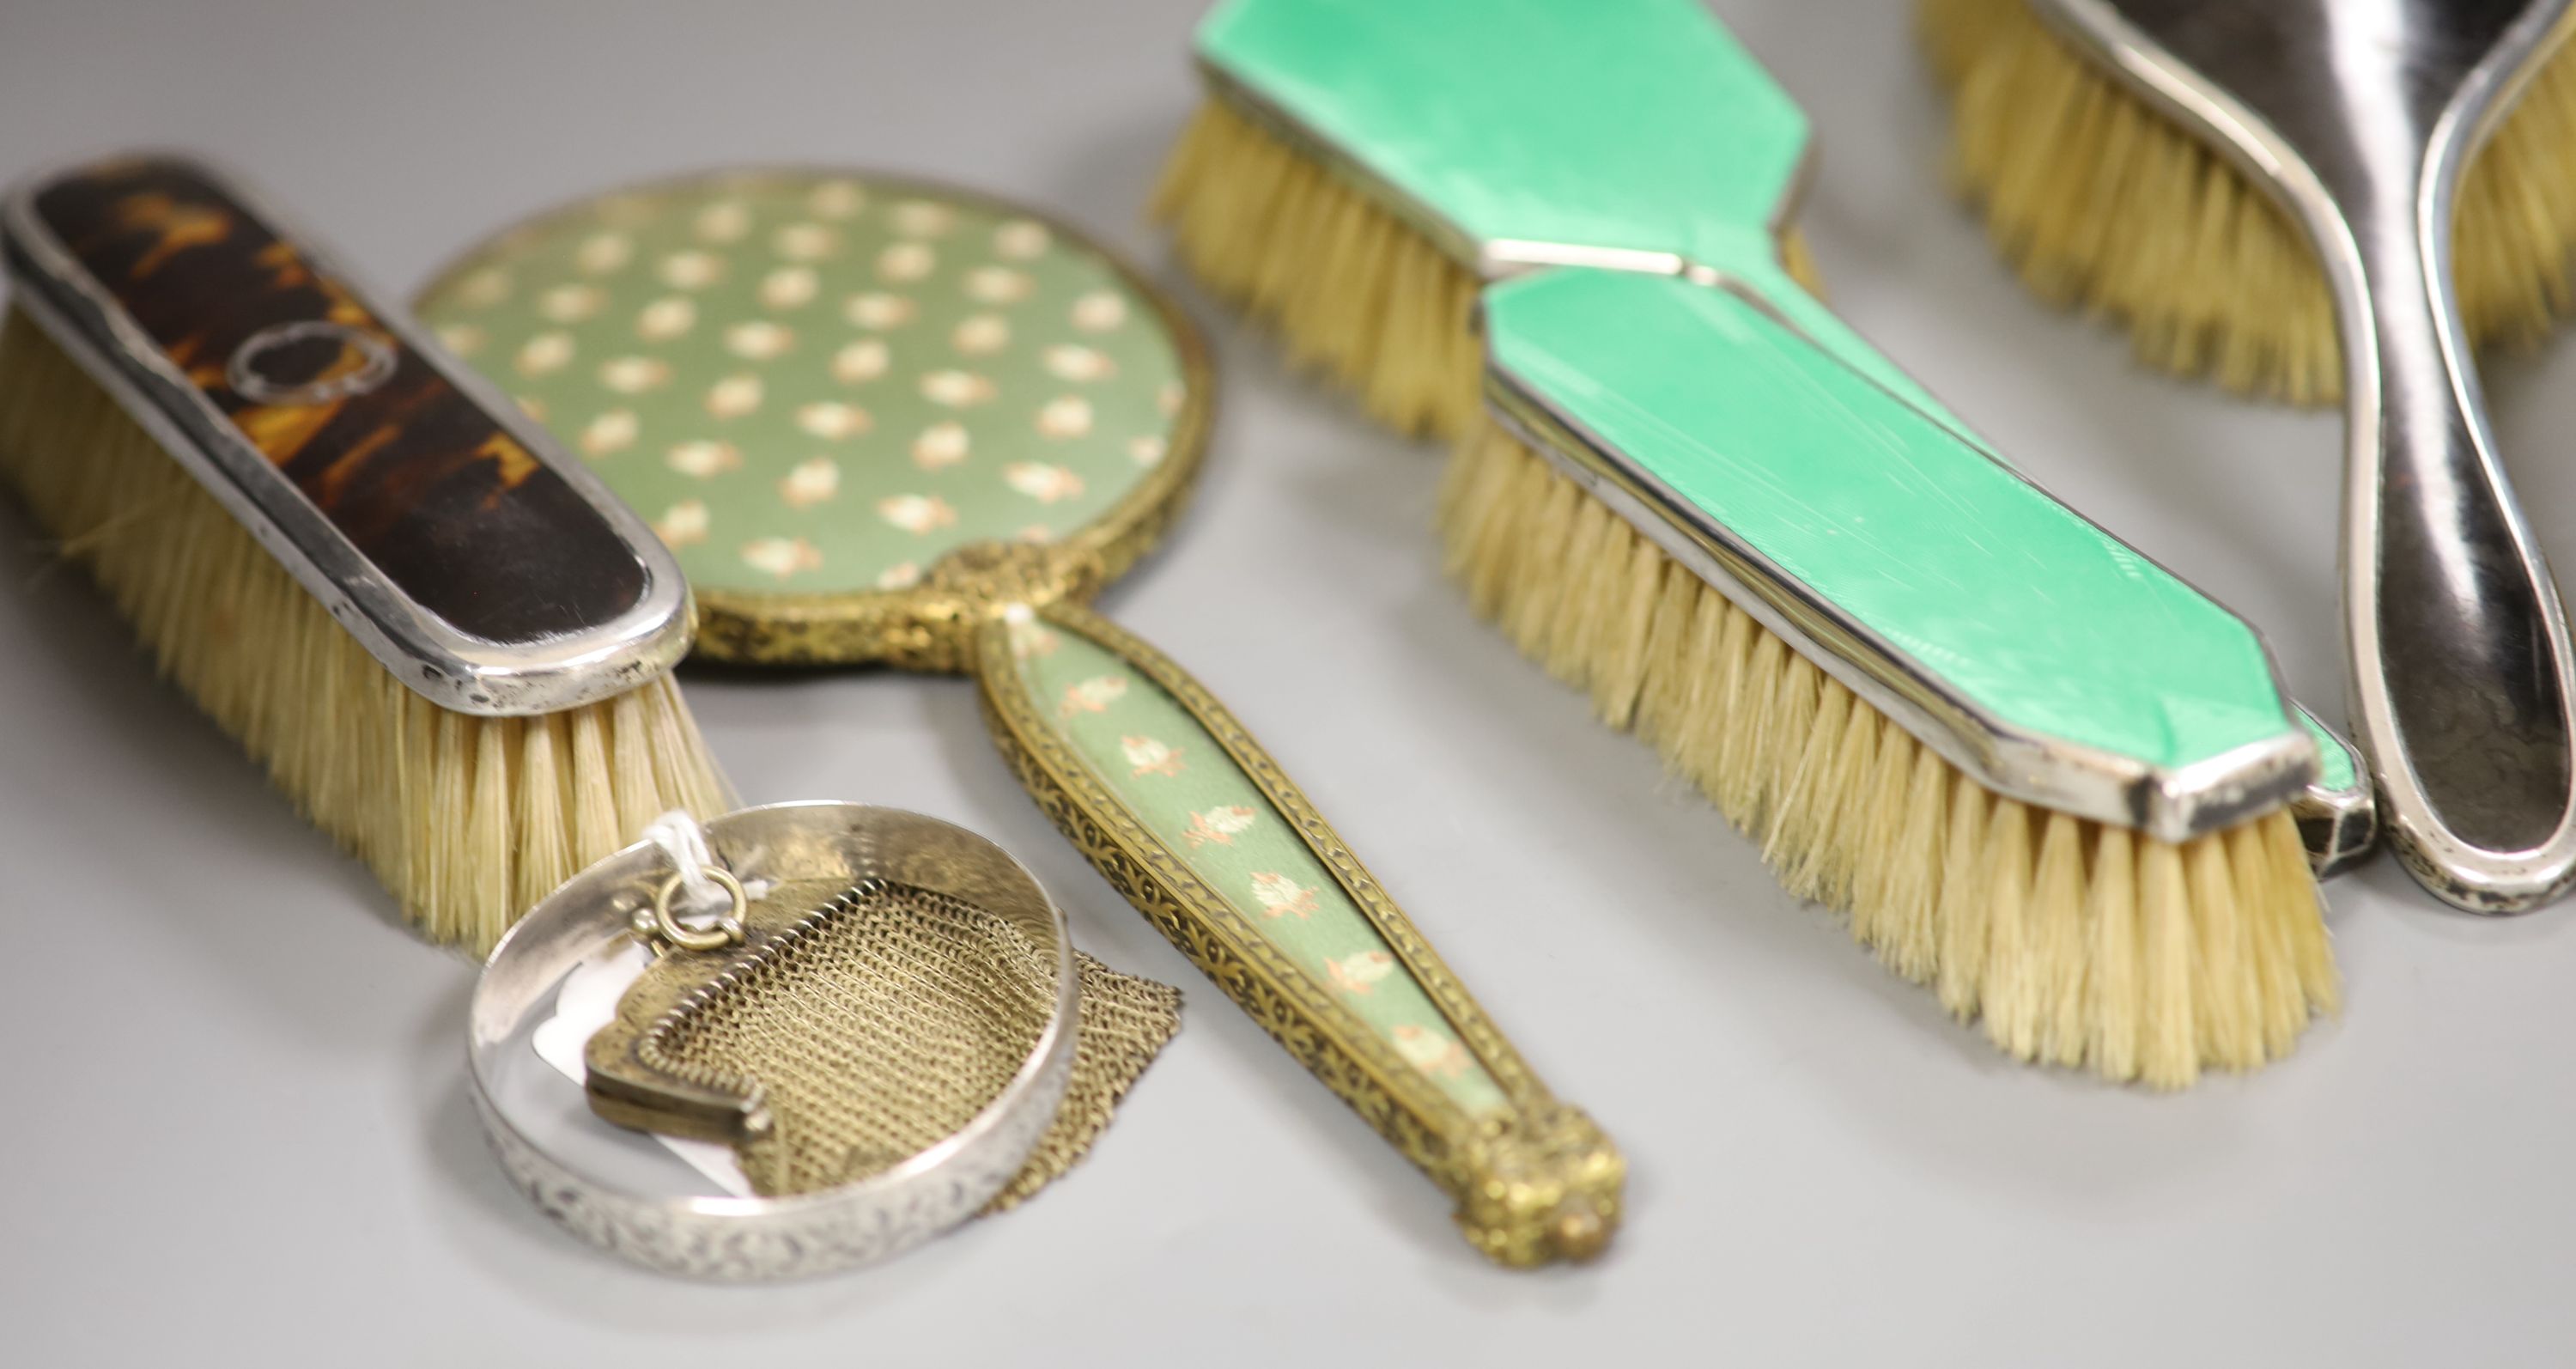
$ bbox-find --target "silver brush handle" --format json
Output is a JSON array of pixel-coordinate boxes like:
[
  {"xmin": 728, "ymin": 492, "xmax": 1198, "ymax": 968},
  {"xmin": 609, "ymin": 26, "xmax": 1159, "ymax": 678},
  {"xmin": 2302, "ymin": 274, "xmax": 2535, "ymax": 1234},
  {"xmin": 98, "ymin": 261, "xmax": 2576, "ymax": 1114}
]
[
  {"xmin": 2342, "ymin": 196, "xmax": 2576, "ymax": 911},
  {"xmin": 2047, "ymin": 0, "xmax": 2576, "ymax": 910}
]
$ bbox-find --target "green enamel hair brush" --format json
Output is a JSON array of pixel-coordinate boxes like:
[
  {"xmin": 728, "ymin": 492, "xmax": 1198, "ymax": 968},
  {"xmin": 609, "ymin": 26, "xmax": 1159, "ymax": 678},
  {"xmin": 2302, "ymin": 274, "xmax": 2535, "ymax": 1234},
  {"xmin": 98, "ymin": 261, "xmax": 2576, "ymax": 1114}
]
[{"xmin": 1151, "ymin": 0, "xmax": 2373, "ymax": 1086}]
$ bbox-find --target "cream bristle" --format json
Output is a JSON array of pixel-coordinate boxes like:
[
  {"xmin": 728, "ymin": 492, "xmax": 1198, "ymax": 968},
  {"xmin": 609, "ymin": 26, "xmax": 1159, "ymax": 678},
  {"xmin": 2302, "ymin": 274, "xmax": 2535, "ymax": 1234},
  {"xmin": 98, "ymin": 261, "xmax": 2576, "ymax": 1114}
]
[
  {"xmin": 1880, "ymin": 744, "xmax": 1953, "ymax": 983},
  {"xmin": 1935, "ymin": 782, "xmax": 1998, "ymax": 1022},
  {"xmin": 1152, "ymin": 96, "xmax": 1826, "ymax": 440},
  {"xmin": 1846, "ymin": 719, "xmax": 1917, "ymax": 953},
  {"xmin": 2187, "ymin": 833, "xmax": 2256, "ymax": 1071},
  {"xmin": 1923, "ymin": 0, "xmax": 2576, "ymax": 405},
  {"xmin": 1981, "ymin": 800, "xmax": 2044, "ymax": 1062},
  {"xmin": 0, "ymin": 308, "xmax": 732, "ymax": 952},
  {"xmin": 1439, "ymin": 414, "xmax": 2337, "ymax": 1086},
  {"xmin": 1151, "ymin": 98, "xmax": 1484, "ymax": 438},
  {"xmin": 1705, "ymin": 609, "xmax": 1763, "ymax": 824},
  {"xmin": 2136, "ymin": 838, "xmax": 2196, "ymax": 1088},
  {"xmin": 2082, "ymin": 824, "xmax": 2141, "ymax": 1079},
  {"xmin": 2030, "ymin": 811, "xmax": 2091, "ymax": 1066}
]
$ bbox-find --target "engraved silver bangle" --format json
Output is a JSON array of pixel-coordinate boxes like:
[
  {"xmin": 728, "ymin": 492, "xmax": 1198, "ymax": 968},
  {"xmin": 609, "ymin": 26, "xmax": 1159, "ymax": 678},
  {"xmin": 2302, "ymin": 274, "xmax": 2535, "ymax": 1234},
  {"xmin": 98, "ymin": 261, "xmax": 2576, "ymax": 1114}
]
[{"xmin": 467, "ymin": 801, "xmax": 1081, "ymax": 1281}]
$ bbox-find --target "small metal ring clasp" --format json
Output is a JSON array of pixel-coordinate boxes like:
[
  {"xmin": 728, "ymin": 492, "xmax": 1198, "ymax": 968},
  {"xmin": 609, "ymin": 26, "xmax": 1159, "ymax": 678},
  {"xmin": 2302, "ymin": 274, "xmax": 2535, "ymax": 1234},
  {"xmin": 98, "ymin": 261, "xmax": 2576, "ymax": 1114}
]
[
  {"xmin": 644, "ymin": 867, "xmax": 747, "ymax": 952},
  {"xmin": 226, "ymin": 319, "xmax": 399, "ymax": 406}
]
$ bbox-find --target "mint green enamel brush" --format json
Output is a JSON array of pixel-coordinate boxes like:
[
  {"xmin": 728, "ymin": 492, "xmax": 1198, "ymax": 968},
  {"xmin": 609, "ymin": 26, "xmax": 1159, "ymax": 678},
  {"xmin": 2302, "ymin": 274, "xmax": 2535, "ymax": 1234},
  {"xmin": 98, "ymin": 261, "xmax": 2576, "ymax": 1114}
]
[{"xmin": 1153, "ymin": 0, "xmax": 2369, "ymax": 1086}]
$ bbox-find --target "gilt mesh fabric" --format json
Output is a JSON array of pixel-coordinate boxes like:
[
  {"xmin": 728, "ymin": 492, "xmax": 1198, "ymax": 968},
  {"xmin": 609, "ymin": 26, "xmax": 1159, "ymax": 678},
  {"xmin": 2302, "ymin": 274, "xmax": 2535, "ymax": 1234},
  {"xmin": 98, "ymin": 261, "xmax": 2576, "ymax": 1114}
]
[{"xmin": 642, "ymin": 876, "xmax": 1178, "ymax": 1204}]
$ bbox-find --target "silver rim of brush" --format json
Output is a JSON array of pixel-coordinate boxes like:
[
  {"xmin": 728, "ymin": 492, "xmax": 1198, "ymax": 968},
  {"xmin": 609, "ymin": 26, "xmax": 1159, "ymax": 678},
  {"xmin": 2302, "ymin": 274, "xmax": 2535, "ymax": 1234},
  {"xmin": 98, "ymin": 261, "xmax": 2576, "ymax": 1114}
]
[
  {"xmin": 2031, "ymin": 0, "xmax": 2576, "ymax": 911},
  {"xmin": 1200, "ymin": 37, "xmax": 2367, "ymax": 862},
  {"xmin": 1200, "ymin": 46, "xmax": 2330, "ymax": 848},
  {"xmin": 1480, "ymin": 314, "xmax": 2316, "ymax": 845},
  {"xmin": 0, "ymin": 154, "xmax": 694, "ymax": 718},
  {"xmin": 468, "ymin": 801, "xmax": 1081, "ymax": 1281}
]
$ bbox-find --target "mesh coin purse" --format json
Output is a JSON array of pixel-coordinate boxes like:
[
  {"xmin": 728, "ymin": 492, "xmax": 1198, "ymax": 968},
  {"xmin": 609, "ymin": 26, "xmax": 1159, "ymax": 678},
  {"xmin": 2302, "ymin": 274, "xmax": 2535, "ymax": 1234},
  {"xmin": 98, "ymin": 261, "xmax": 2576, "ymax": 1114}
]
[
  {"xmin": 583, "ymin": 866, "xmax": 1176, "ymax": 1205},
  {"xmin": 474, "ymin": 800, "xmax": 1172, "ymax": 1280}
]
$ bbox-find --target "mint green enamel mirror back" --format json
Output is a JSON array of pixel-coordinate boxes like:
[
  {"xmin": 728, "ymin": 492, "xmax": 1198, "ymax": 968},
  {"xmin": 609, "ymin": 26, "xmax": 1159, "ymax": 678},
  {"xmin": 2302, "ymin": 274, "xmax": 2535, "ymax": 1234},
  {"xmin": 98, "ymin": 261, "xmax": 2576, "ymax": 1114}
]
[
  {"xmin": 419, "ymin": 171, "xmax": 1206, "ymax": 665},
  {"xmin": 418, "ymin": 172, "xmax": 1625, "ymax": 1267}
]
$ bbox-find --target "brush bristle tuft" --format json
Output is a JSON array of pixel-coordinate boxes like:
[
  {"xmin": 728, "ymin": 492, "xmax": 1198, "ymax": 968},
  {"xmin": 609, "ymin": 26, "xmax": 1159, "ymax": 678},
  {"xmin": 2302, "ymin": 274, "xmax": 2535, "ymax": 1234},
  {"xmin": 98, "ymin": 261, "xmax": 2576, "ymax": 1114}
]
[
  {"xmin": 1152, "ymin": 98, "xmax": 1485, "ymax": 439},
  {"xmin": 1923, "ymin": 0, "xmax": 2576, "ymax": 405},
  {"xmin": 0, "ymin": 307, "xmax": 732, "ymax": 952},
  {"xmin": 1439, "ymin": 413, "xmax": 2338, "ymax": 1086}
]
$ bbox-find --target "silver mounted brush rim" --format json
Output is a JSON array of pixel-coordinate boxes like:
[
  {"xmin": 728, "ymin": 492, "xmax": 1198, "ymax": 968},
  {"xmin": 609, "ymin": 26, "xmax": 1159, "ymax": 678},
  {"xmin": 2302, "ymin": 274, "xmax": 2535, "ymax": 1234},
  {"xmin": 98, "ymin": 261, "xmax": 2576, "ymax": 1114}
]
[
  {"xmin": 468, "ymin": 801, "xmax": 1082, "ymax": 1282},
  {"xmin": 1479, "ymin": 332, "xmax": 2317, "ymax": 847},
  {"xmin": 1197, "ymin": 50, "xmax": 2337, "ymax": 853},
  {"xmin": 0, "ymin": 154, "xmax": 694, "ymax": 718}
]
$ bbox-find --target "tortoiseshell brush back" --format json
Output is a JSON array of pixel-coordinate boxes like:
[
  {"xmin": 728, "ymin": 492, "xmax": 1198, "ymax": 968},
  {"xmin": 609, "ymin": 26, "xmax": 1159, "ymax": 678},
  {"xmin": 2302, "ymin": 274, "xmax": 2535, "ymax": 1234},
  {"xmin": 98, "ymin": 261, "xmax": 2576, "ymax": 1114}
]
[{"xmin": 0, "ymin": 156, "xmax": 730, "ymax": 950}]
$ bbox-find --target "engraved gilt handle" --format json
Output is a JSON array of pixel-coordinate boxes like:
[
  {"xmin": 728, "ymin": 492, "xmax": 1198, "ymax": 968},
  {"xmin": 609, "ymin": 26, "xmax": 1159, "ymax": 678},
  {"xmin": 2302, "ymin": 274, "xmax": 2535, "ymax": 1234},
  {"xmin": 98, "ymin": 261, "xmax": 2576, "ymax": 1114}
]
[{"xmin": 969, "ymin": 599, "xmax": 1621, "ymax": 1266}]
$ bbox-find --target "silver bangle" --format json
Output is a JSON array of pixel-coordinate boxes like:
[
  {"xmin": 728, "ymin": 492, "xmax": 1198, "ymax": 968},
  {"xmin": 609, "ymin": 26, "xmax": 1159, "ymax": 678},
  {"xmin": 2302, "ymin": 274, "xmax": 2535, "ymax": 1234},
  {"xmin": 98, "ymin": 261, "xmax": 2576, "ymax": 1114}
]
[{"xmin": 467, "ymin": 801, "xmax": 1080, "ymax": 1281}]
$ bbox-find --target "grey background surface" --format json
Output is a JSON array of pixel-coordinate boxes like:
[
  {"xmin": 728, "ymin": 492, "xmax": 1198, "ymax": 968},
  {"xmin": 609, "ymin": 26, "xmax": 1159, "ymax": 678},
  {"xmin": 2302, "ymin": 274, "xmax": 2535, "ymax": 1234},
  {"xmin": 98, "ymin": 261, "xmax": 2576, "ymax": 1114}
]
[{"xmin": 3, "ymin": 2, "xmax": 2572, "ymax": 1364}]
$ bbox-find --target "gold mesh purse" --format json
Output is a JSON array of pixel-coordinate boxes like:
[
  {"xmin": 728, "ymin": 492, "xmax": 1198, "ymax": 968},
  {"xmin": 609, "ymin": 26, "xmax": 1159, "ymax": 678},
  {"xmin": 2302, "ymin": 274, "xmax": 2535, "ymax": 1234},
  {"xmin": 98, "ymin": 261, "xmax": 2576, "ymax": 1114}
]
[{"xmin": 586, "ymin": 873, "xmax": 1179, "ymax": 1205}]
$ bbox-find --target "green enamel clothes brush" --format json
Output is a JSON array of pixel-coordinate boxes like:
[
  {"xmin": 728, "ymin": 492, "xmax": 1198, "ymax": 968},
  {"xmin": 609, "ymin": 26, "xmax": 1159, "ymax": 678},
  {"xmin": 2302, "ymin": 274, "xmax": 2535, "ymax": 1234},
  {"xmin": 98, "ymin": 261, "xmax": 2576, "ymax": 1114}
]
[
  {"xmin": 1454, "ymin": 270, "xmax": 2342, "ymax": 1087},
  {"xmin": 1153, "ymin": 0, "xmax": 2372, "ymax": 1086}
]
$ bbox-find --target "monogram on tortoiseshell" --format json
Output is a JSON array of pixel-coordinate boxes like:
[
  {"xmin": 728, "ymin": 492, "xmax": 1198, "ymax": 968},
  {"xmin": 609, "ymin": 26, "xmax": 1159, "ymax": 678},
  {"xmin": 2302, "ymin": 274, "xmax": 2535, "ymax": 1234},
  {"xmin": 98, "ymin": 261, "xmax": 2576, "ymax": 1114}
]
[{"xmin": 33, "ymin": 159, "xmax": 643, "ymax": 643}]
